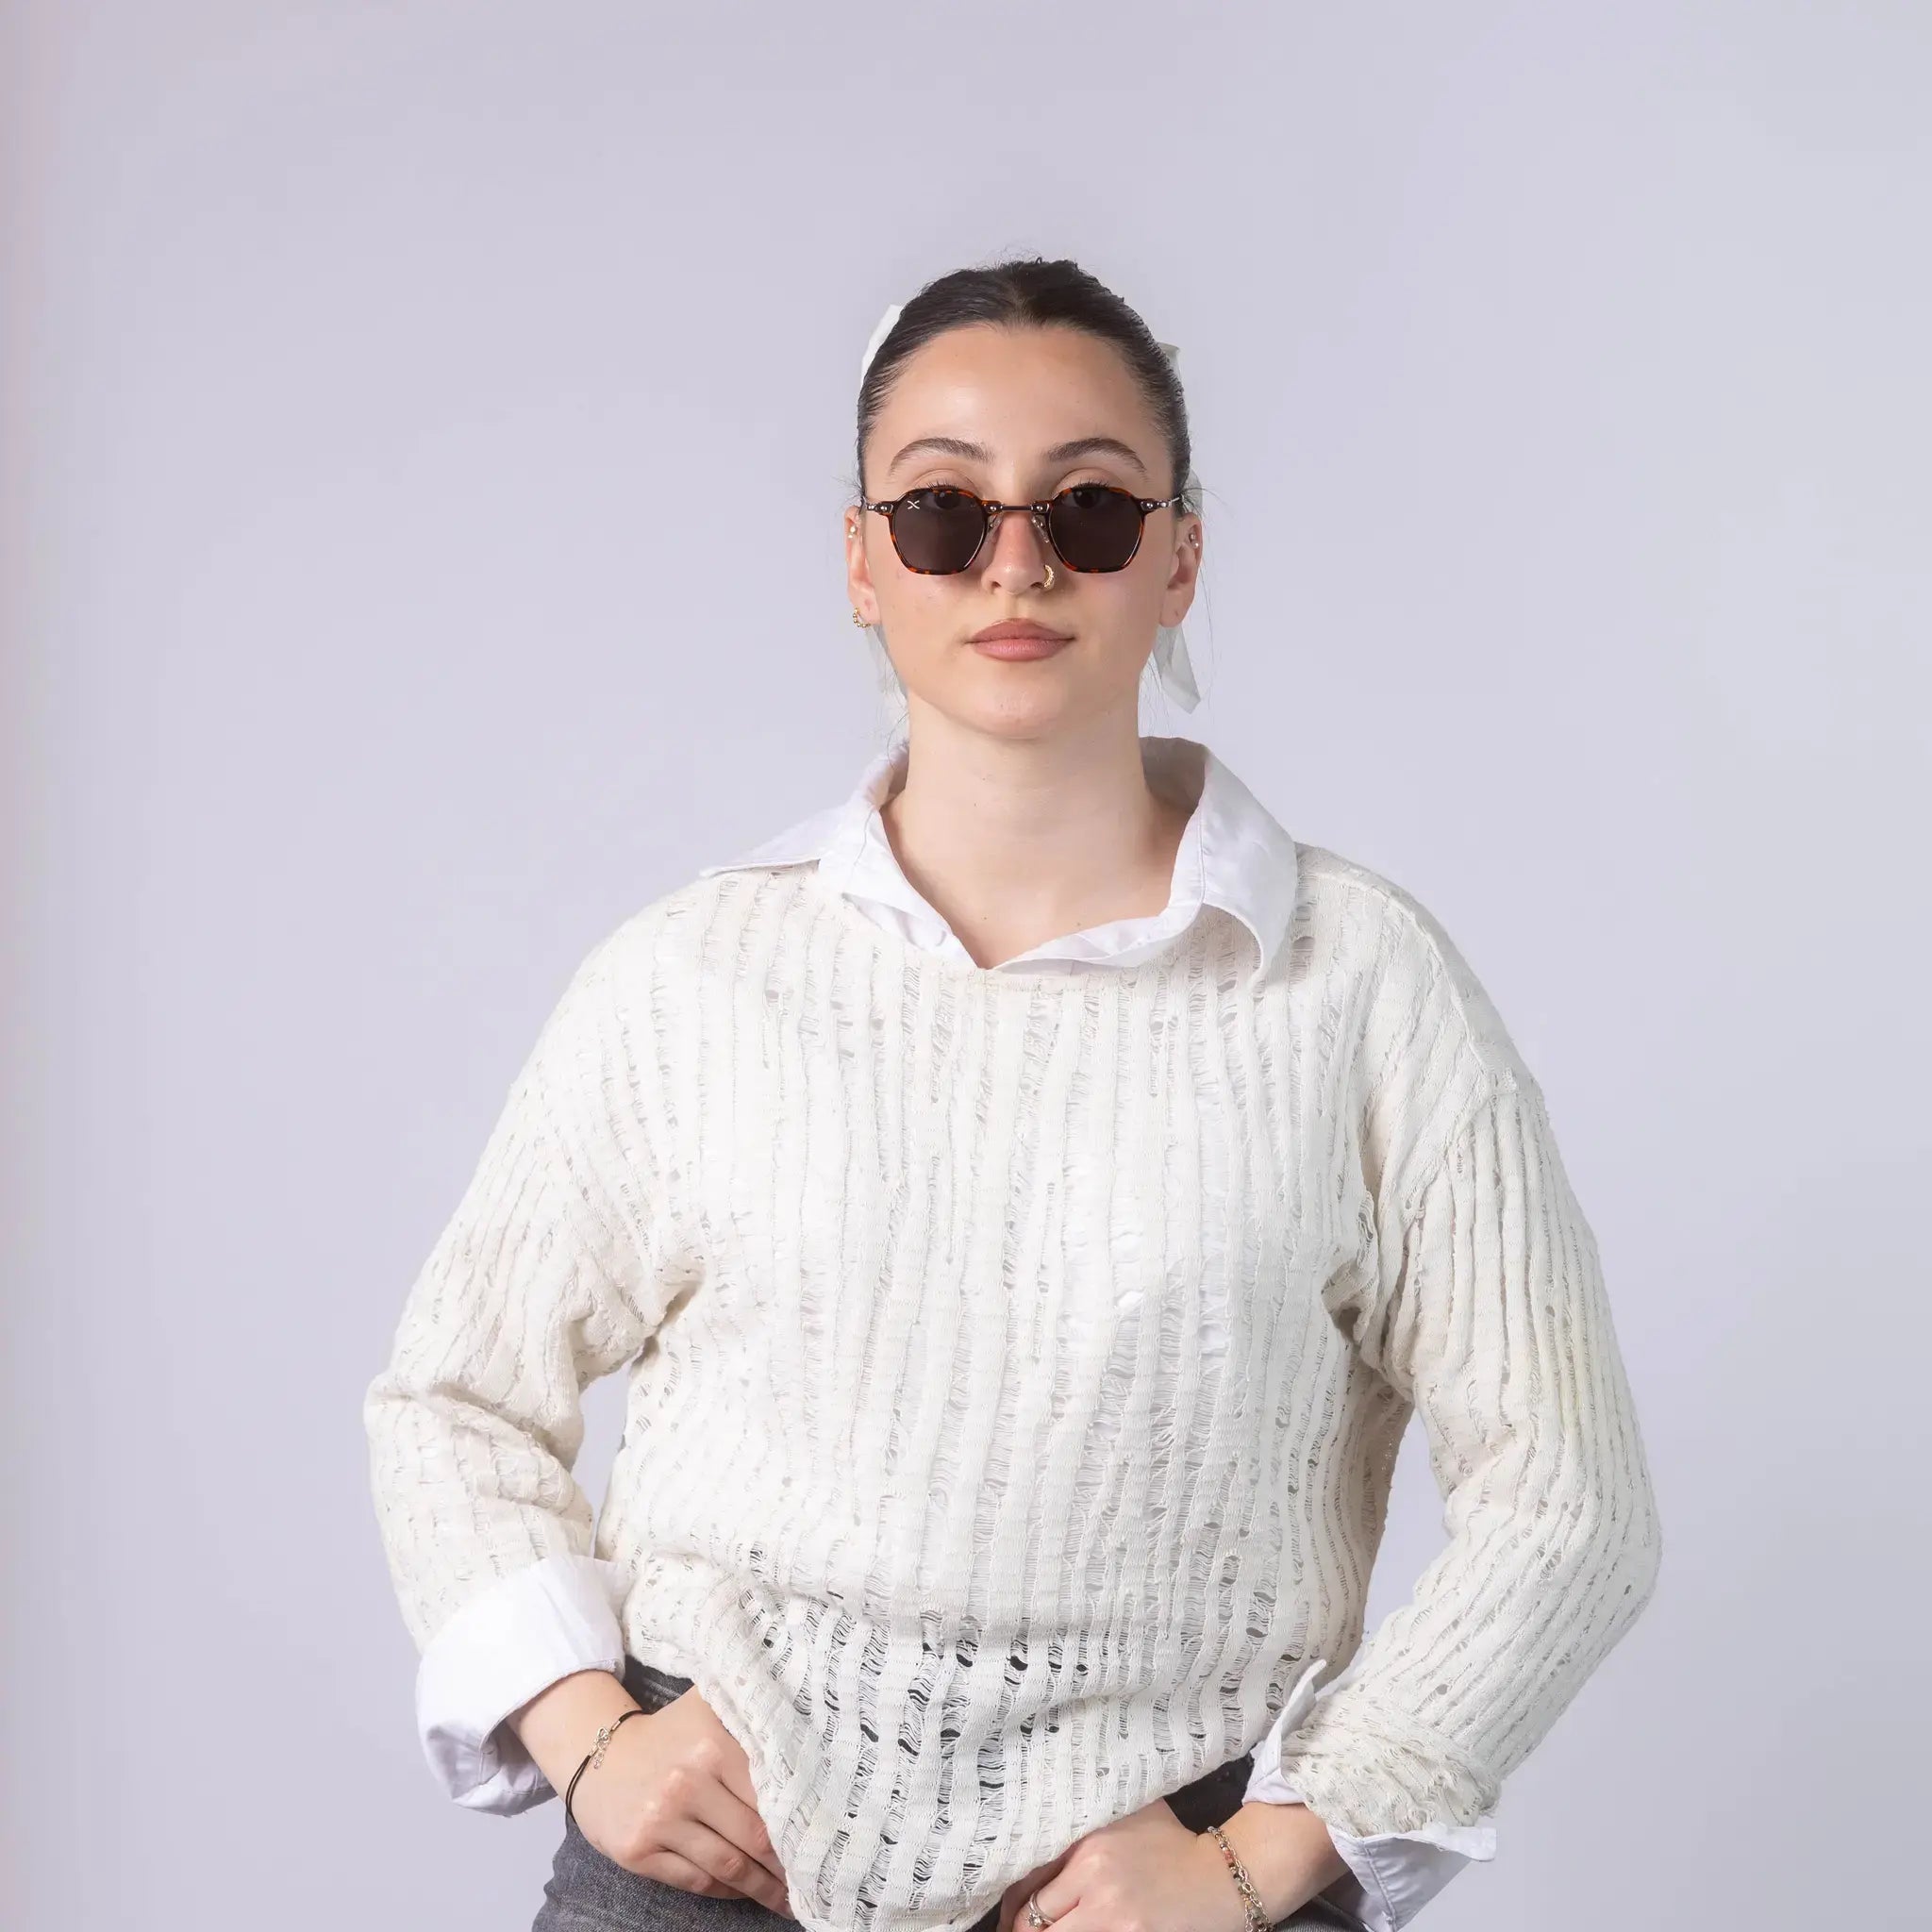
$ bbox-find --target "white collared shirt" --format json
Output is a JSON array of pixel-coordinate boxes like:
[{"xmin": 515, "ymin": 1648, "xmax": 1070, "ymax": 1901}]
[
  {"xmin": 705, "ymin": 729, "xmax": 1302, "ymax": 989},
  {"xmin": 409, "ymin": 728, "xmax": 1500, "ymax": 1932}
]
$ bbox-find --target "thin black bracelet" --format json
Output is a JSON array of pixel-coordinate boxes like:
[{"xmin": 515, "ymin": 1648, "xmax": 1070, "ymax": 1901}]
[{"xmin": 564, "ymin": 1707, "xmax": 650, "ymax": 1828}]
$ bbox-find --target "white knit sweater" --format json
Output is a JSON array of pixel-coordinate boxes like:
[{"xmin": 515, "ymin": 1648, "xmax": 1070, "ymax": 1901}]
[{"xmin": 364, "ymin": 773, "xmax": 1661, "ymax": 1932}]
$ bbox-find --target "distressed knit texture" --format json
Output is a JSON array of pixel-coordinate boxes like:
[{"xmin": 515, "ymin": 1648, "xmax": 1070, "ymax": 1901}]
[{"xmin": 364, "ymin": 844, "xmax": 1661, "ymax": 1932}]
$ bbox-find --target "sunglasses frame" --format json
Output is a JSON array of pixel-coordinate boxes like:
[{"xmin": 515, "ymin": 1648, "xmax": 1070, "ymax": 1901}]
[{"xmin": 857, "ymin": 483, "xmax": 1189, "ymax": 575}]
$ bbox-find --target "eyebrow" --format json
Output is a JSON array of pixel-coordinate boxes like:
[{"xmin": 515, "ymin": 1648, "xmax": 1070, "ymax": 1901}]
[{"xmin": 884, "ymin": 434, "xmax": 1151, "ymax": 482}]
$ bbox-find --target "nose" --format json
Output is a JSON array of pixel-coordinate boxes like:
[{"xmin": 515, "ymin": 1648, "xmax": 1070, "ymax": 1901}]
[{"xmin": 980, "ymin": 502, "xmax": 1054, "ymax": 593}]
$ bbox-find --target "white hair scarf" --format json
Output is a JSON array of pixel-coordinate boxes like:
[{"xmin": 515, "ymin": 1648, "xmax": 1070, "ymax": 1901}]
[{"xmin": 857, "ymin": 301, "xmax": 1201, "ymax": 710}]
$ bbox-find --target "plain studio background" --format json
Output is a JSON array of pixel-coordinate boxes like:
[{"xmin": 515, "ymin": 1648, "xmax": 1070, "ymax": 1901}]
[{"xmin": 4, "ymin": 4, "xmax": 1926, "ymax": 1927}]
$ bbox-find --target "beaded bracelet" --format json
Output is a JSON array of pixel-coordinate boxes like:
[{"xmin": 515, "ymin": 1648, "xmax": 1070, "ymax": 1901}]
[
  {"xmin": 1203, "ymin": 1823, "xmax": 1271, "ymax": 1932},
  {"xmin": 563, "ymin": 1707, "xmax": 649, "ymax": 1829}
]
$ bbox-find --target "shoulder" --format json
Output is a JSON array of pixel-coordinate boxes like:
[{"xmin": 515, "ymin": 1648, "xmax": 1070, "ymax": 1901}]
[
  {"xmin": 1288, "ymin": 841, "xmax": 1537, "ymax": 1100},
  {"xmin": 508, "ymin": 868, "xmax": 818, "ymax": 1148},
  {"xmin": 558, "ymin": 865, "xmax": 821, "ymax": 1010}
]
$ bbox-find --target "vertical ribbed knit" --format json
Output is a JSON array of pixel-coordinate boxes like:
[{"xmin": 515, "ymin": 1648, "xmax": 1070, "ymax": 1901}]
[{"xmin": 364, "ymin": 846, "xmax": 1660, "ymax": 1932}]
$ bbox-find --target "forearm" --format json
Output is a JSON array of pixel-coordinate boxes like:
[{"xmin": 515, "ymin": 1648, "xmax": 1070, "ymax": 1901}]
[
  {"xmin": 1213, "ymin": 1799, "xmax": 1351, "ymax": 1922},
  {"xmin": 507, "ymin": 1666, "xmax": 641, "ymax": 1799}
]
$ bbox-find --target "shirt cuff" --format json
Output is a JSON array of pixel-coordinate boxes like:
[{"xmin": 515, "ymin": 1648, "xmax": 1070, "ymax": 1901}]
[
  {"xmin": 413, "ymin": 1550, "xmax": 629, "ymax": 1813},
  {"xmin": 1241, "ymin": 1657, "xmax": 1497, "ymax": 1932}
]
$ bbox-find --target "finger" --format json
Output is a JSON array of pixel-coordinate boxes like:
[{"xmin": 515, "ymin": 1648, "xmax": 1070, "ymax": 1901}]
[
  {"xmin": 672, "ymin": 1769, "xmax": 784, "ymax": 1893},
  {"xmin": 630, "ymin": 1847, "xmax": 754, "ymax": 1901},
  {"xmin": 660, "ymin": 1815, "xmax": 793, "ymax": 1916},
  {"xmin": 1004, "ymin": 1852, "xmax": 1073, "ymax": 1932},
  {"xmin": 688, "ymin": 1776, "xmax": 790, "ymax": 1892},
  {"xmin": 999, "ymin": 1867, "xmax": 1047, "ymax": 1932},
  {"xmin": 712, "ymin": 1743, "xmax": 774, "ymax": 1833},
  {"xmin": 1031, "ymin": 1858, "xmax": 1083, "ymax": 1925}
]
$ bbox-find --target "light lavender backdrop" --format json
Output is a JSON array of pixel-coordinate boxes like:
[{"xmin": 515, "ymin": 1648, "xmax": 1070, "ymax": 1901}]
[{"xmin": 5, "ymin": 4, "xmax": 1926, "ymax": 1927}]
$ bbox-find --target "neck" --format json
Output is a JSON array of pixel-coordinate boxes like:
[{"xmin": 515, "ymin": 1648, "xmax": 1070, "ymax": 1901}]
[{"xmin": 877, "ymin": 702, "xmax": 1197, "ymax": 971}]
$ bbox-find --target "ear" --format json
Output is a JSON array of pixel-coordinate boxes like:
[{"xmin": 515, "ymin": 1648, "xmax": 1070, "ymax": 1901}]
[
  {"xmin": 845, "ymin": 504, "xmax": 878, "ymax": 623},
  {"xmin": 1158, "ymin": 512, "xmax": 1203, "ymax": 628}
]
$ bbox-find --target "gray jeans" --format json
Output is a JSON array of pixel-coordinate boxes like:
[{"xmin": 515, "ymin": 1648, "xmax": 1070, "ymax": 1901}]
[{"xmin": 533, "ymin": 1657, "xmax": 1370, "ymax": 1932}]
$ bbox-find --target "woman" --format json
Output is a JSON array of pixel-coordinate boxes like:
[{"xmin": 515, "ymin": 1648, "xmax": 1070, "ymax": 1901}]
[{"xmin": 363, "ymin": 258, "xmax": 1662, "ymax": 1932}]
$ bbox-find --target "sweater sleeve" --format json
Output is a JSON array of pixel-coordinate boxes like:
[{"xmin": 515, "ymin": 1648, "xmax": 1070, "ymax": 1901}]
[
  {"xmin": 1243, "ymin": 1657, "xmax": 1494, "ymax": 1931},
  {"xmin": 1279, "ymin": 1065, "xmax": 1664, "ymax": 1846},
  {"xmin": 362, "ymin": 930, "xmax": 686, "ymax": 1799}
]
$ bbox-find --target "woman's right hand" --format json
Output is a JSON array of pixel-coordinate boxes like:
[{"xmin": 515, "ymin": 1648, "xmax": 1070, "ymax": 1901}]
[{"xmin": 570, "ymin": 1688, "xmax": 794, "ymax": 1915}]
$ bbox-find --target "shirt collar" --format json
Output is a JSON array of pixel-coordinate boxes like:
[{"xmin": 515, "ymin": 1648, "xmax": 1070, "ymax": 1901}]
[{"xmin": 697, "ymin": 729, "xmax": 1299, "ymax": 983}]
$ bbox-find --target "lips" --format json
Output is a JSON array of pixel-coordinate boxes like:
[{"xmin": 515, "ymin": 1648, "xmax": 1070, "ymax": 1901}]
[{"xmin": 970, "ymin": 621, "xmax": 1072, "ymax": 644}]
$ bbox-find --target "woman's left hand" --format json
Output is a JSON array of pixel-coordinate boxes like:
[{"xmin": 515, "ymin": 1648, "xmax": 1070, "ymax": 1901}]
[{"xmin": 993, "ymin": 1797, "xmax": 1252, "ymax": 1932}]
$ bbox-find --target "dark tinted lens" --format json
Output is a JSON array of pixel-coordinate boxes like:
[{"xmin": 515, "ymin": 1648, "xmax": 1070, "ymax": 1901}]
[
  {"xmin": 891, "ymin": 487, "xmax": 988, "ymax": 574},
  {"xmin": 1045, "ymin": 484, "xmax": 1144, "ymax": 572}
]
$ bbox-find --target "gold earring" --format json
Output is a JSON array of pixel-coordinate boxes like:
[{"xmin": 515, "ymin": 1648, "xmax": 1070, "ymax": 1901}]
[
  {"xmin": 851, "ymin": 608, "xmax": 868, "ymax": 627},
  {"xmin": 1042, "ymin": 560, "xmax": 1057, "ymax": 591}
]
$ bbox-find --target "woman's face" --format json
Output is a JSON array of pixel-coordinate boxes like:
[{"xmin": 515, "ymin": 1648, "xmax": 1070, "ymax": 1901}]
[{"xmin": 847, "ymin": 323, "xmax": 1202, "ymax": 733}]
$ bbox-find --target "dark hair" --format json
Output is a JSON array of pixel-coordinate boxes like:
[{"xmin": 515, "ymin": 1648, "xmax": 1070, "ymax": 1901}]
[{"xmin": 856, "ymin": 257, "xmax": 1194, "ymax": 504}]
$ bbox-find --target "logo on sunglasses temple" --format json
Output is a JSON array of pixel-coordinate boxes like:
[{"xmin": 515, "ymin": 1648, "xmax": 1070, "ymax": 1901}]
[{"xmin": 858, "ymin": 484, "xmax": 1186, "ymax": 575}]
